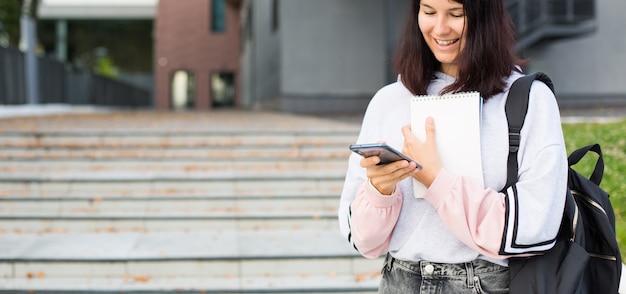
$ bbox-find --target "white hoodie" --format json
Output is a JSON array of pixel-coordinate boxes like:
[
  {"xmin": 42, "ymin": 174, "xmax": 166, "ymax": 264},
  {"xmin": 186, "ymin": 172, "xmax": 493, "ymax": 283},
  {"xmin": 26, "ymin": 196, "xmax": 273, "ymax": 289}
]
[{"xmin": 338, "ymin": 71, "xmax": 568, "ymax": 266}]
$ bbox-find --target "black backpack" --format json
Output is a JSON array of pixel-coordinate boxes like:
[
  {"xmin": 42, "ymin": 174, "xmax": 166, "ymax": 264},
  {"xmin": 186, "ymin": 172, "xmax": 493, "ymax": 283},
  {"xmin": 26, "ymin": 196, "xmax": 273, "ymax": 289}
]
[{"xmin": 504, "ymin": 72, "xmax": 622, "ymax": 293}]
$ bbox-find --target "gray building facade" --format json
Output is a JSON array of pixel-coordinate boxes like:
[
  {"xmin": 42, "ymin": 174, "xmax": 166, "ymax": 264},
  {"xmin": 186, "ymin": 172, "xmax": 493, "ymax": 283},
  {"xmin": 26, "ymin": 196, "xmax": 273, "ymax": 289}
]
[
  {"xmin": 244, "ymin": 0, "xmax": 625, "ymax": 115},
  {"xmin": 244, "ymin": 0, "xmax": 411, "ymax": 114},
  {"xmin": 240, "ymin": 0, "xmax": 281, "ymax": 108},
  {"xmin": 525, "ymin": 0, "xmax": 626, "ymax": 104}
]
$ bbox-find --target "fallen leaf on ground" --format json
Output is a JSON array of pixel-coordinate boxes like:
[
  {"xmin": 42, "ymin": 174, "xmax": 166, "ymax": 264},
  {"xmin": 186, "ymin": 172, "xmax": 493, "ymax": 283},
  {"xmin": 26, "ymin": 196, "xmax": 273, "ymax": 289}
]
[{"xmin": 133, "ymin": 275, "xmax": 151, "ymax": 283}]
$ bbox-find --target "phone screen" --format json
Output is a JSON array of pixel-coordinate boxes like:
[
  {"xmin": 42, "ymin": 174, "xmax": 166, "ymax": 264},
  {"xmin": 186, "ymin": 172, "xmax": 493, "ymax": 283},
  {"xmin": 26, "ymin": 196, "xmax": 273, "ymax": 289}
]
[{"xmin": 349, "ymin": 143, "xmax": 422, "ymax": 169}]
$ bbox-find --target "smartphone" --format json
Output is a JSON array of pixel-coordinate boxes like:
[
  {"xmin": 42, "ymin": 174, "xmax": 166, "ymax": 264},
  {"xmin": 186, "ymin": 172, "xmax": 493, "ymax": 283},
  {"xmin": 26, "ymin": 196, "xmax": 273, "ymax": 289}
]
[{"xmin": 349, "ymin": 143, "xmax": 423, "ymax": 169}]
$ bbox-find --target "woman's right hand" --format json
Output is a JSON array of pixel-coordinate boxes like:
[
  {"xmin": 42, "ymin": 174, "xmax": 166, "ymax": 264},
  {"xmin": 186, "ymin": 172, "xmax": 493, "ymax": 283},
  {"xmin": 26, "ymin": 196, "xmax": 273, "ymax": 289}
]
[{"xmin": 361, "ymin": 156, "xmax": 420, "ymax": 195}]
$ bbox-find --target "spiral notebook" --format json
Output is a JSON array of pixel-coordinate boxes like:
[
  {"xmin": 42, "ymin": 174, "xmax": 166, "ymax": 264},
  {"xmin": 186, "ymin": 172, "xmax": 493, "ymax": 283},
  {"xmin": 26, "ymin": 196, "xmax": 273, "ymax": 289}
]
[{"xmin": 410, "ymin": 92, "xmax": 484, "ymax": 198}]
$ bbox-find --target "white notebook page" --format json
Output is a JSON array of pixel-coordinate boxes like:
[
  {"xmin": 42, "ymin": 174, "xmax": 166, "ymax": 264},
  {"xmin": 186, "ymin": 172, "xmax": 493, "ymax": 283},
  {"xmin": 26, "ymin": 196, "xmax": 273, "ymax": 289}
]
[{"xmin": 410, "ymin": 92, "xmax": 484, "ymax": 198}]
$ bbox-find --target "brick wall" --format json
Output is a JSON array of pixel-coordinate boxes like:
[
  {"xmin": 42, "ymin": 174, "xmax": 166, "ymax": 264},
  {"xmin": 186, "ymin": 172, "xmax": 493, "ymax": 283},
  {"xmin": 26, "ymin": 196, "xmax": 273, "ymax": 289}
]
[{"xmin": 154, "ymin": 0, "xmax": 241, "ymax": 110}]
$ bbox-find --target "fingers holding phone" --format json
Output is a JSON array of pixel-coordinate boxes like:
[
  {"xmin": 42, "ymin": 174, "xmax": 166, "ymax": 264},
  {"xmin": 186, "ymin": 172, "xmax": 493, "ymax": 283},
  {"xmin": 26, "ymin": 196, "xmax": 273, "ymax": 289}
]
[
  {"xmin": 350, "ymin": 143, "xmax": 421, "ymax": 195},
  {"xmin": 365, "ymin": 159, "xmax": 419, "ymax": 195}
]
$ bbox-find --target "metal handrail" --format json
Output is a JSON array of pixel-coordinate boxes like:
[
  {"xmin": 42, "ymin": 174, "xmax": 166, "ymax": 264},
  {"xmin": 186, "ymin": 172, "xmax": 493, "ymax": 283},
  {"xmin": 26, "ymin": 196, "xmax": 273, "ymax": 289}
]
[
  {"xmin": 506, "ymin": 0, "xmax": 596, "ymax": 50},
  {"xmin": 0, "ymin": 46, "xmax": 150, "ymax": 107}
]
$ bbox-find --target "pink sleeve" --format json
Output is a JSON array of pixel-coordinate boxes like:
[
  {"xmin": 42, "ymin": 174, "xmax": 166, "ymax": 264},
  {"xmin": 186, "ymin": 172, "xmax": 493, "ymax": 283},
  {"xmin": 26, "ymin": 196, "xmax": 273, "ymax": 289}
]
[
  {"xmin": 350, "ymin": 181, "xmax": 403, "ymax": 259},
  {"xmin": 423, "ymin": 169, "xmax": 507, "ymax": 259}
]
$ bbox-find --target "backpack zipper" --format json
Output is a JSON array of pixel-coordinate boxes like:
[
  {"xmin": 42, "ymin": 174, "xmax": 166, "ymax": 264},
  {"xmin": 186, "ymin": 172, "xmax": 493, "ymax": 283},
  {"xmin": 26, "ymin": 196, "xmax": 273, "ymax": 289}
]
[
  {"xmin": 572, "ymin": 190, "xmax": 606, "ymax": 215},
  {"xmin": 588, "ymin": 252, "xmax": 617, "ymax": 261},
  {"xmin": 571, "ymin": 190, "xmax": 618, "ymax": 261}
]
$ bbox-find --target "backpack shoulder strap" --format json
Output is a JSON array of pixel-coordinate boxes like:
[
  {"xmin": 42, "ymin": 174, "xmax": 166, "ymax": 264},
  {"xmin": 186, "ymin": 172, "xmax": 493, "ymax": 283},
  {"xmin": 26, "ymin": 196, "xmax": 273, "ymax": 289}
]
[
  {"xmin": 504, "ymin": 72, "xmax": 555, "ymax": 189},
  {"xmin": 504, "ymin": 72, "xmax": 581, "ymax": 249}
]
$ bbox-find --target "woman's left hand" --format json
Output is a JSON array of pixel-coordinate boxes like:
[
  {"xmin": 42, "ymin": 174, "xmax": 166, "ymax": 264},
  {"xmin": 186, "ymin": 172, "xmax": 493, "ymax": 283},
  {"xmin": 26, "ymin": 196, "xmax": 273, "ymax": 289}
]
[{"xmin": 401, "ymin": 117, "xmax": 442, "ymax": 187}]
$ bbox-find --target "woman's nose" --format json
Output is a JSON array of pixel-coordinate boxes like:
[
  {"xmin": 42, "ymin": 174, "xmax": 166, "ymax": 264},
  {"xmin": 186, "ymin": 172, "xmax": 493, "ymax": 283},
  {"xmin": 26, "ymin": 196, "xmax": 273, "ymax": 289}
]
[{"xmin": 433, "ymin": 16, "xmax": 451, "ymax": 35}]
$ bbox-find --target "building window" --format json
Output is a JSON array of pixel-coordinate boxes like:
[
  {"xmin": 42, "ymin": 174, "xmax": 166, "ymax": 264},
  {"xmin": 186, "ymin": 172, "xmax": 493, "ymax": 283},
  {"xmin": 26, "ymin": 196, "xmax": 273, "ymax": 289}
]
[
  {"xmin": 171, "ymin": 70, "xmax": 195, "ymax": 110},
  {"xmin": 211, "ymin": 72, "xmax": 235, "ymax": 107},
  {"xmin": 211, "ymin": 0, "xmax": 226, "ymax": 32},
  {"xmin": 272, "ymin": 0, "xmax": 279, "ymax": 33},
  {"xmin": 246, "ymin": 3, "xmax": 253, "ymax": 41}
]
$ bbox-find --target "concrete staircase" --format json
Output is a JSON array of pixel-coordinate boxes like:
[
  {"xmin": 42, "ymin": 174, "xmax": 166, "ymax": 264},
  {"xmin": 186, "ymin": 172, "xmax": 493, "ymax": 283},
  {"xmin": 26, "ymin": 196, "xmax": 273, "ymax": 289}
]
[{"xmin": 0, "ymin": 110, "xmax": 381, "ymax": 293}]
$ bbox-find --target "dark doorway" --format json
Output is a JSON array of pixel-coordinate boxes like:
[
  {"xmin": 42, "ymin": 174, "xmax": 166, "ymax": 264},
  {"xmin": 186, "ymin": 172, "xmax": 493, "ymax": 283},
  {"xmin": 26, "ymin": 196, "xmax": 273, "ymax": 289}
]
[{"xmin": 211, "ymin": 72, "xmax": 235, "ymax": 107}]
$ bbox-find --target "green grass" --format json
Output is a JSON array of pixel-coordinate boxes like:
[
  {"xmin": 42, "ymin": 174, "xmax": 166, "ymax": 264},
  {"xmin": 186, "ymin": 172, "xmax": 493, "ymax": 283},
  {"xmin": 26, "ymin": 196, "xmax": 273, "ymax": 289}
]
[{"xmin": 562, "ymin": 118, "xmax": 626, "ymax": 261}]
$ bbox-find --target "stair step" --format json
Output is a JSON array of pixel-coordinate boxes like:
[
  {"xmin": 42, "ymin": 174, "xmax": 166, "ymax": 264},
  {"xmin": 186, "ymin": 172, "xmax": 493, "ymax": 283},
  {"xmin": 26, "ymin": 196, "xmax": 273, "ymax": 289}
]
[
  {"xmin": 0, "ymin": 195, "xmax": 337, "ymax": 214},
  {"xmin": 0, "ymin": 212, "xmax": 337, "ymax": 220},
  {"xmin": 0, "ymin": 230, "xmax": 360, "ymax": 262},
  {"xmin": 0, "ymin": 218, "xmax": 339, "ymax": 233},
  {"xmin": 0, "ymin": 178, "xmax": 345, "ymax": 197},
  {"xmin": 0, "ymin": 274, "xmax": 379, "ymax": 293},
  {"xmin": 0, "ymin": 160, "xmax": 348, "ymax": 178},
  {"xmin": 0, "ymin": 176, "xmax": 346, "ymax": 183},
  {"xmin": 0, "ymin": 110, "xmax": 361, "ymax": 133},
  {"xmin": 0, "ymin": 131, "xmax": 357, "ymax": 148},
  {"xmin": 0, "ymin": 194, "xmax": 340, "ymax": 232},
  {"xmin": 0, "ymin": 146, "xmax": 350, "ymax": 160},
  {"xmin": 0, "ymin": 193, "xmax": 338, "ymax": 200}
]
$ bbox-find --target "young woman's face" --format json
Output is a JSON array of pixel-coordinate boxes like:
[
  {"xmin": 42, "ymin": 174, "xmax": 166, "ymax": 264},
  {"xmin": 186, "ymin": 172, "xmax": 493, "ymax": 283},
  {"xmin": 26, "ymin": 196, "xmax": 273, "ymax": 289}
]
[{"xmin": 418, "ymin": 0, "xmax": 467, "ymax": 77}]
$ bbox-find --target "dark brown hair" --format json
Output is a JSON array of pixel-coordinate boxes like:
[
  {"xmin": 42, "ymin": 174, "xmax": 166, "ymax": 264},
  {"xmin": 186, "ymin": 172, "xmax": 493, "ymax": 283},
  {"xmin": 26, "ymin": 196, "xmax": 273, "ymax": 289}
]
[{"xmin": 393, "ymin": 0, "xmax": 527, "ymax": 99}]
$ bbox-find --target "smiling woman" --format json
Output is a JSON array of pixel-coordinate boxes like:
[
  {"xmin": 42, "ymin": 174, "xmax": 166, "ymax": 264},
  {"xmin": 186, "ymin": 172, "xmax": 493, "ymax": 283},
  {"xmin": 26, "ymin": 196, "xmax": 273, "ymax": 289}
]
[
  {"xmin": 338, "ymin": 0, "xmax": 568, "ymax": 293},
  {"xmin": 417, "ymin": 0, "xmax": 467, "ymax": 77},
  {"xmin": 393, "ymin": 0, "xmax": 525, "ymax": 98}
]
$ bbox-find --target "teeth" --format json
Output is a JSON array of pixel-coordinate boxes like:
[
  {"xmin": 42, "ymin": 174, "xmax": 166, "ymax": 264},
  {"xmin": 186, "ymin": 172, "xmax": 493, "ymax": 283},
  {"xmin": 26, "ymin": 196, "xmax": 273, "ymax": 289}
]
[{"xmin": 436, "ymin": 39, "xmax": 456, "ymax": 45}]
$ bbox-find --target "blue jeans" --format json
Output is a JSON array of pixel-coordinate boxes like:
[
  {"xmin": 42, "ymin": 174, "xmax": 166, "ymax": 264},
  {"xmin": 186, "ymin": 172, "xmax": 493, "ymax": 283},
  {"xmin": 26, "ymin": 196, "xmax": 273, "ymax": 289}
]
[{"xmin": 379, "ymin": 253, "xmax": 509, "ymax": 293}]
